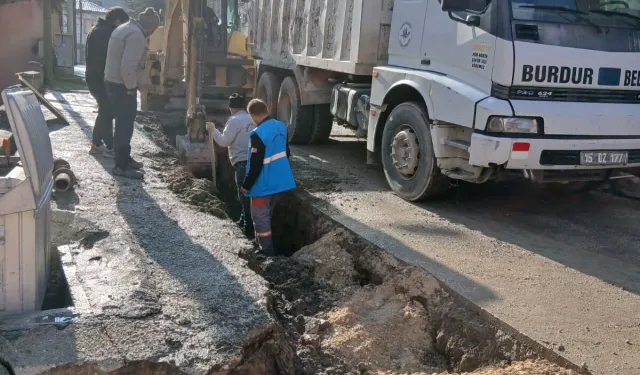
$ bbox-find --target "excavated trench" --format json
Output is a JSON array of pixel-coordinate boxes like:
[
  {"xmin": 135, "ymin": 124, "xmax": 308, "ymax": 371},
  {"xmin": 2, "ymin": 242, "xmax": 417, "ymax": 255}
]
[{"xmin": 105, "ymin": 112, "xmax": 586, "ymax": 375}]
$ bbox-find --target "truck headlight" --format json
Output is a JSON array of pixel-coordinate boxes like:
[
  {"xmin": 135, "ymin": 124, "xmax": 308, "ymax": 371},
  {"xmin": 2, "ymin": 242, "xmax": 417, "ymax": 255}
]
[{"xmin": 487, "ymin": 117, "xmax": 541, "ymax": 134}]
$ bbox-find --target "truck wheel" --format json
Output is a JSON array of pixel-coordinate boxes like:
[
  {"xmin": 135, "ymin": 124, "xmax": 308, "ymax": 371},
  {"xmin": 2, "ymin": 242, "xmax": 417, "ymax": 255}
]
[
  {"xmin": 277, "ymin": 76, "xmax": 312, "ymax": 144},
  {"xmin": 256, "ymin": 72, "xmax": 280, "ymax": 116},
  {"xmin": 381, "ymin": 102, "xmax": 450, "ymax": 201},
  {"xmin": 308, "ymin": 104, "xmax": 333, "ymax": 144}
]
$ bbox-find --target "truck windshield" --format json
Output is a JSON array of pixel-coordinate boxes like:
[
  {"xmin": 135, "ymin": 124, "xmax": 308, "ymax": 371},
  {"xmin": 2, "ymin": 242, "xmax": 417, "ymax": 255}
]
[{"xmin": 511, "ymin": 0, "xmax": 640, "ymax": 29}]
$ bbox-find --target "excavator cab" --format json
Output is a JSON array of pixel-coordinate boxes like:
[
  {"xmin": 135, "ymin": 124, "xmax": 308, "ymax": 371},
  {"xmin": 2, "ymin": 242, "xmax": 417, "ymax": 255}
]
[
  {"xmin": 201, "ymin": 0, "xmax": 255, "ymax": 105},
  {"xmin": 142, "ymin": 0, "xmax": 255, "ymax": 113}
]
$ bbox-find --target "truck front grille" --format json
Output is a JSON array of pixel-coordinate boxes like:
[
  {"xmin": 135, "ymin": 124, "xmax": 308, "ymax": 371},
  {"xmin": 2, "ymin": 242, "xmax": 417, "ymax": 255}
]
[
  {"xmin": 540, "ymin": 150, "xmax": 640, "ymax": 165},
  {"xmin": 492, "ymin": 83, "xmax": 640, "ymax": 104}
]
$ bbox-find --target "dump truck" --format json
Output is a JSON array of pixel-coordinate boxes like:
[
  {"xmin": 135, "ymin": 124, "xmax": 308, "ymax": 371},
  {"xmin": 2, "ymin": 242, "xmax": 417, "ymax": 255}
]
[
  {"xmin": 251, "ymin": 0, "xmax": 640, "ymax": 201},
  {"xmin": 142, "ymin": 0, "xmax": 255, "ymax": 170}
]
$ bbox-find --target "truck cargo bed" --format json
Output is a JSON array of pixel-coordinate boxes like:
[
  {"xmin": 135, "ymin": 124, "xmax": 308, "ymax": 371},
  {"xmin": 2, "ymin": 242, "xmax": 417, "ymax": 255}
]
[{"xmin": 252, "ymin": 0, "xmax": 393, "ymax": 76}]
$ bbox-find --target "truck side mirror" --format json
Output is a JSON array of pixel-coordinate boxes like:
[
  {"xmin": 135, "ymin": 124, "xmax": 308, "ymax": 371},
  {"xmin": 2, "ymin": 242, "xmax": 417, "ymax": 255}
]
[{"xmin": 441, "ymin": 0, "xmax": 471, "ymax": 12}]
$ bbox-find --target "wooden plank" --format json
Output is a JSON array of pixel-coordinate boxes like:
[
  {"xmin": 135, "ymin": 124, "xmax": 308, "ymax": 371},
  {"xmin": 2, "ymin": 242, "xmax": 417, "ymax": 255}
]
[
  {"xmin": 16, "ymin": 75, "xmax": 68, "ymax": 125},
  {"xmin": 208, "ymin": 131, "xmax": 219, "ymax": 193}
]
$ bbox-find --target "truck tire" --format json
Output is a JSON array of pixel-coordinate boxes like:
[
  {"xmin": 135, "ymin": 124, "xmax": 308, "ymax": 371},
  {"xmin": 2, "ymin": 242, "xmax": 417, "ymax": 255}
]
[
  {"xmin": 256, "ymin": 72, "xmax": 280, "ymax": 117},
  {"xmin": 277, "ymin": 76, "xmax": 313, "ymax": 144},
  {"xmin": 308, "ymin": 104, "xmax": 333, "ymax": 144},
  {"xmin": 381, "ymin": 102, "xmax": 450, "ymax": 201}
]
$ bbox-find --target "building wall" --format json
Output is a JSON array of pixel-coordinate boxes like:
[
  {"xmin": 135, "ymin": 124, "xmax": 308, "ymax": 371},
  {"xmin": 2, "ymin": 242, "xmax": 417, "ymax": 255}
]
[
  {"xmin": 0, "ymin": 0, "xmax": 44, "ymax": 91},
  {"xmin": 76, "ymin": 12, "xmax": 104, "ymax": 63},
  {"xmin": 0, "ymin": 0, "xmax": 61, "ymax": 95}
]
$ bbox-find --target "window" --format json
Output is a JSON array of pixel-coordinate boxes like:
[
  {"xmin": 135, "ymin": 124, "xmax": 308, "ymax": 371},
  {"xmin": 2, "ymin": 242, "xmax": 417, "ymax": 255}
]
[
  {"xmin": 467, "ymin": 0, "xmax": 491, "ymax": 12},
  {"xmin": 227, "ymin": 0, "xmax": 240, "ymax": 35},
  {"xmin": 511, "ymin": 0, "xmax": 640, "ymax": 29},
  {"xmin": 438, "ymin": 0, "xmax": 492, "ymax": 13}
]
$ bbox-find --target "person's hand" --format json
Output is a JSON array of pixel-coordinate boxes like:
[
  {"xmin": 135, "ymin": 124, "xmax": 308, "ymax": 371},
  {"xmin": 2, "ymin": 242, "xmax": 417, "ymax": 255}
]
[
  {"xmin": 206, "ymin": 122, "xmax": 216, "ymax": 132},
  {"xmin": 240, "ymin": 187, "xmax": 249, "ymax": 195}
]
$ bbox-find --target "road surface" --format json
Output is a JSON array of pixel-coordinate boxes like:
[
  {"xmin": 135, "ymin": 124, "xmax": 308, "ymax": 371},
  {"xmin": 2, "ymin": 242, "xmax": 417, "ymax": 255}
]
[{"xmin": 290, "ymin": 126, "xmax": 640, "ymax": 375}]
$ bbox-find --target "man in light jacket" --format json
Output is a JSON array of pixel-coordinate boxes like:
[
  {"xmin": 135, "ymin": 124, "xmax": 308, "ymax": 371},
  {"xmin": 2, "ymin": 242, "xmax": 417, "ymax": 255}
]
[
  {"xmin": 206, "ymin": 93, "xmax": 256, "ymax": 235},
  {"xmin": 104, "ymin": 7, "xmax": 159, "ymax": 179}
]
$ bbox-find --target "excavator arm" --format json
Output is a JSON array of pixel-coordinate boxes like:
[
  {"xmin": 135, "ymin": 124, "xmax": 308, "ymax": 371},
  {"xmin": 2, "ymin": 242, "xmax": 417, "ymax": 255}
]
[{"xmin": 185, "ymin": 0, "xmax": 207, "ymax": 143}]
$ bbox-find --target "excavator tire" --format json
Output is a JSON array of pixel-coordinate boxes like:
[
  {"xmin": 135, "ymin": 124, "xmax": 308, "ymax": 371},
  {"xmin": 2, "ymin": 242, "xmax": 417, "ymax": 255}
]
[
  {"xmin": 308, "ymin": 104, "xmax": 333, "ymax": 144},
  {"xmin": 381, "ymin": 102, "xmax": 450, "ymax": 201},
  {"xmin": 277, "ymin": 76, "xmax": 313, "ymax": 144},
  {"xmin": 256, "ymin": 72, "xmax": 281, "ymax": 117}
]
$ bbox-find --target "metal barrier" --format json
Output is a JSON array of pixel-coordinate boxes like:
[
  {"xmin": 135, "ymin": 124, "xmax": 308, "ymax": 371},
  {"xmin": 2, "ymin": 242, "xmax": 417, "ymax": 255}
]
[{"xmin": 0, "ymin": 87, "xmax": 54, "ymax": 313}]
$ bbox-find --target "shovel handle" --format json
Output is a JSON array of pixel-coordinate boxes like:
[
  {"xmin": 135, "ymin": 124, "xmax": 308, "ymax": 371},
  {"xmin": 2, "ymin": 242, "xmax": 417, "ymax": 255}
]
[{"xmin": 209, "ymin": 134, "xmax": 218, "ymax": 192}]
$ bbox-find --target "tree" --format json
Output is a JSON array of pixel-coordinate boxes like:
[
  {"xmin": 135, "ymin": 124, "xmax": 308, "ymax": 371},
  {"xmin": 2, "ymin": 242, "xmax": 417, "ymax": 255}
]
[{"xmin": 120, "ymin": 0, "xmax": 165, "ymax": 20}]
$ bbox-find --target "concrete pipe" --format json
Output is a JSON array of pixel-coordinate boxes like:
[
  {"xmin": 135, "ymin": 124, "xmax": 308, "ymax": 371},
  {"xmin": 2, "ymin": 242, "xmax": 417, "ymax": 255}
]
[
  {"xmin": 53, "ymin": 158, "xmax": 71, "ymax": 172},
  {"xmin": 53, "ymin": 167, "xmax": 76, "ymax": 192}
]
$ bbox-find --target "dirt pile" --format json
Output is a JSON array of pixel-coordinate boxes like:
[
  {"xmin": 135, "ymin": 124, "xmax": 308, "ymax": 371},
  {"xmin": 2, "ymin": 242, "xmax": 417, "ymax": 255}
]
[
  {"xmin": 293, "ymin": 230, "xmax": 441, "ymax": 372},
  {"xmin": 244, "ymin": 226, "xmax": 580, "ymax": 375},
  {"xmin": 376, "ymin": 360, "xmax": 578, "ymax": 375},
  {"xmin": 211, "ymin": 325, "xmax": 304, "ymax": 375},
  {"xmin": 154, "ymin": 158, "xmax": 228, "ymax": 219},
  {"xmin": 323, "ymin": 290, "xmax": 437, "ymax": 372}
]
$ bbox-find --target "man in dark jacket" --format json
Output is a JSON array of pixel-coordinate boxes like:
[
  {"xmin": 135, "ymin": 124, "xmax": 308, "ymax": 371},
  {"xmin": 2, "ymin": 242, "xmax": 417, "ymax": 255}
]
[{"xmin": 85, "ymin": 7, "xmax": 129, "ymax": 158}]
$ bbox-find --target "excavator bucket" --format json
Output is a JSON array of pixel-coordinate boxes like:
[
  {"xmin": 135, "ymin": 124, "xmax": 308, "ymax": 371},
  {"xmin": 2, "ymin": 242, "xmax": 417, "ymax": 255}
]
[{"xmin": 176, "ymin": 134, "xmax": 211, "ymax": 172}]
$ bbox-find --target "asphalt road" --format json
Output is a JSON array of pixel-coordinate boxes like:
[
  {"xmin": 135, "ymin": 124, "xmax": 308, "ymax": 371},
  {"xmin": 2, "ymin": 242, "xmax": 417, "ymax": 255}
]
[{"xmin": 291, "ymin": 126, "xmax": 640, "ymax": 375}]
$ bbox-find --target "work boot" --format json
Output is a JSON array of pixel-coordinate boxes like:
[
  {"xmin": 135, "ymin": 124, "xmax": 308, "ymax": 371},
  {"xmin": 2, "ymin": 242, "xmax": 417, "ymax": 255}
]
[
  {"xmin": 128, "ymin": 158, "xmax": 144, "ymax": 170},
  {"xmin": 235, "ymin": 218, "xmax": 244, "ymax": 228},
  {"xmin": 112, "ymin": 166, "xmax": 144, "ymax": 179},
  {"xmin": 89, "ymin": 144, "xmax": 115, "ymax": 158},
  {"xmin": 257, "ymin": 236, "xmax": 275, "ymax": 256}
]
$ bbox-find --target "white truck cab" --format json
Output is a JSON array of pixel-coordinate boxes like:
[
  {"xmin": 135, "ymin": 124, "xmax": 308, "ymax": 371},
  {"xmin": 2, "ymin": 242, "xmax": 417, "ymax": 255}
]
[{"xmin": 368, "ymin": 0, "xmax": 640, "ymax": 201}]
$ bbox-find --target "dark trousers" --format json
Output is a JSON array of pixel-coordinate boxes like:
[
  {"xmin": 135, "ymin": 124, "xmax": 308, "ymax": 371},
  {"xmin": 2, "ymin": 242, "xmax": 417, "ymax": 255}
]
[
  {"xmin": 250, "ymin": 194, "xmax": 280, "ymax": 255},
  {"xmin": 106, "ymin": 82, "xmax": 137, "ymax": 169},
  {"xmin": 234, "ymin": 161, "xmax": 253, "ymax": 230},
  {"xmin": 87, "ymin": 78, "xmax": 114, "ymax": 149}
]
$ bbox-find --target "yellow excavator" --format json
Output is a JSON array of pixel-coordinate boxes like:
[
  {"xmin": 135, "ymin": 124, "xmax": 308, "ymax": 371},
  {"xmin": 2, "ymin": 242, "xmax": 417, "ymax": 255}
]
[{"xmin": 142, "ymin": 0, "xmax": 255, "ymax": 172}]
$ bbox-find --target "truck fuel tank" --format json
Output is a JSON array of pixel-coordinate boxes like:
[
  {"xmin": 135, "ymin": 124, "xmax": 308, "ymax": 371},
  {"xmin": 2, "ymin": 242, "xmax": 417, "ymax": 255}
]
[{"xmin": 330, "ymin": 83, "xmax": 371, "ymax": 133}]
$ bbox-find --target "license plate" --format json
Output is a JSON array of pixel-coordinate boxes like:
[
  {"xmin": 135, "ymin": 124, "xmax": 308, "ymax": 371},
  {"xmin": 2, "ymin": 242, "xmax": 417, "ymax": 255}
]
[{"xmin": 580, "ymin": 151, "xmax": 628, "ymax": 166}]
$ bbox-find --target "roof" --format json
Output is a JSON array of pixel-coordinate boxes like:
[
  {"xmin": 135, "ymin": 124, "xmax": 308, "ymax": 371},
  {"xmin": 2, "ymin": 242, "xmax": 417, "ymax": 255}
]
[{"xmin": 76, "ymin": 0, "xmax": 108, "ymax": 13}]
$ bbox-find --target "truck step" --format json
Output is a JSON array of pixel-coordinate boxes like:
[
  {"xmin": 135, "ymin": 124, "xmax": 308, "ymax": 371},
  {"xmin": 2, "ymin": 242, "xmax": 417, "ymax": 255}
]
[
  {"xmin": 442, "ymin": 168, "xmax": 477, "ymax": 180},
  {"xmin": 444, "ymin": 139, "xmax": 470, "ymax": 151}
]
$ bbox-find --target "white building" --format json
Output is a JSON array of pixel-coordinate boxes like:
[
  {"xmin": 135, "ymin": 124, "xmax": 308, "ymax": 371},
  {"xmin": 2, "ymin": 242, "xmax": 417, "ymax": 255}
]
[{"xmin": 76, "ymin": 0, "xmax": 108, "ymax": 64}]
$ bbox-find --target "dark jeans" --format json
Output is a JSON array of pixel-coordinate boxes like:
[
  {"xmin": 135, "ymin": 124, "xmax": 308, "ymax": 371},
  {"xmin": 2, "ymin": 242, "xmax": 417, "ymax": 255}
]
[
  {"xmin": 234, "ymin": 161, "xmax": 253, "ymax": 230},
  {"xmin": 87, "ymin": 78, "xmax": 114, "ymax": 149},
  {"xmin": 106, "ymin": 82, "xmax": 137, "ymax": 169}
]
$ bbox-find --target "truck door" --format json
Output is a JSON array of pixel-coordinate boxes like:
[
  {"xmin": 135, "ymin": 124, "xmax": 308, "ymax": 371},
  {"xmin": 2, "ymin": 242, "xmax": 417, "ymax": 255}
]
[
  {"xmin": 420, "ymin": 1, "xmax": 497, "ymax": 92},
  {"xmin": 388, "ymin": 0, "xmax": 429, "ymax": 66}
]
